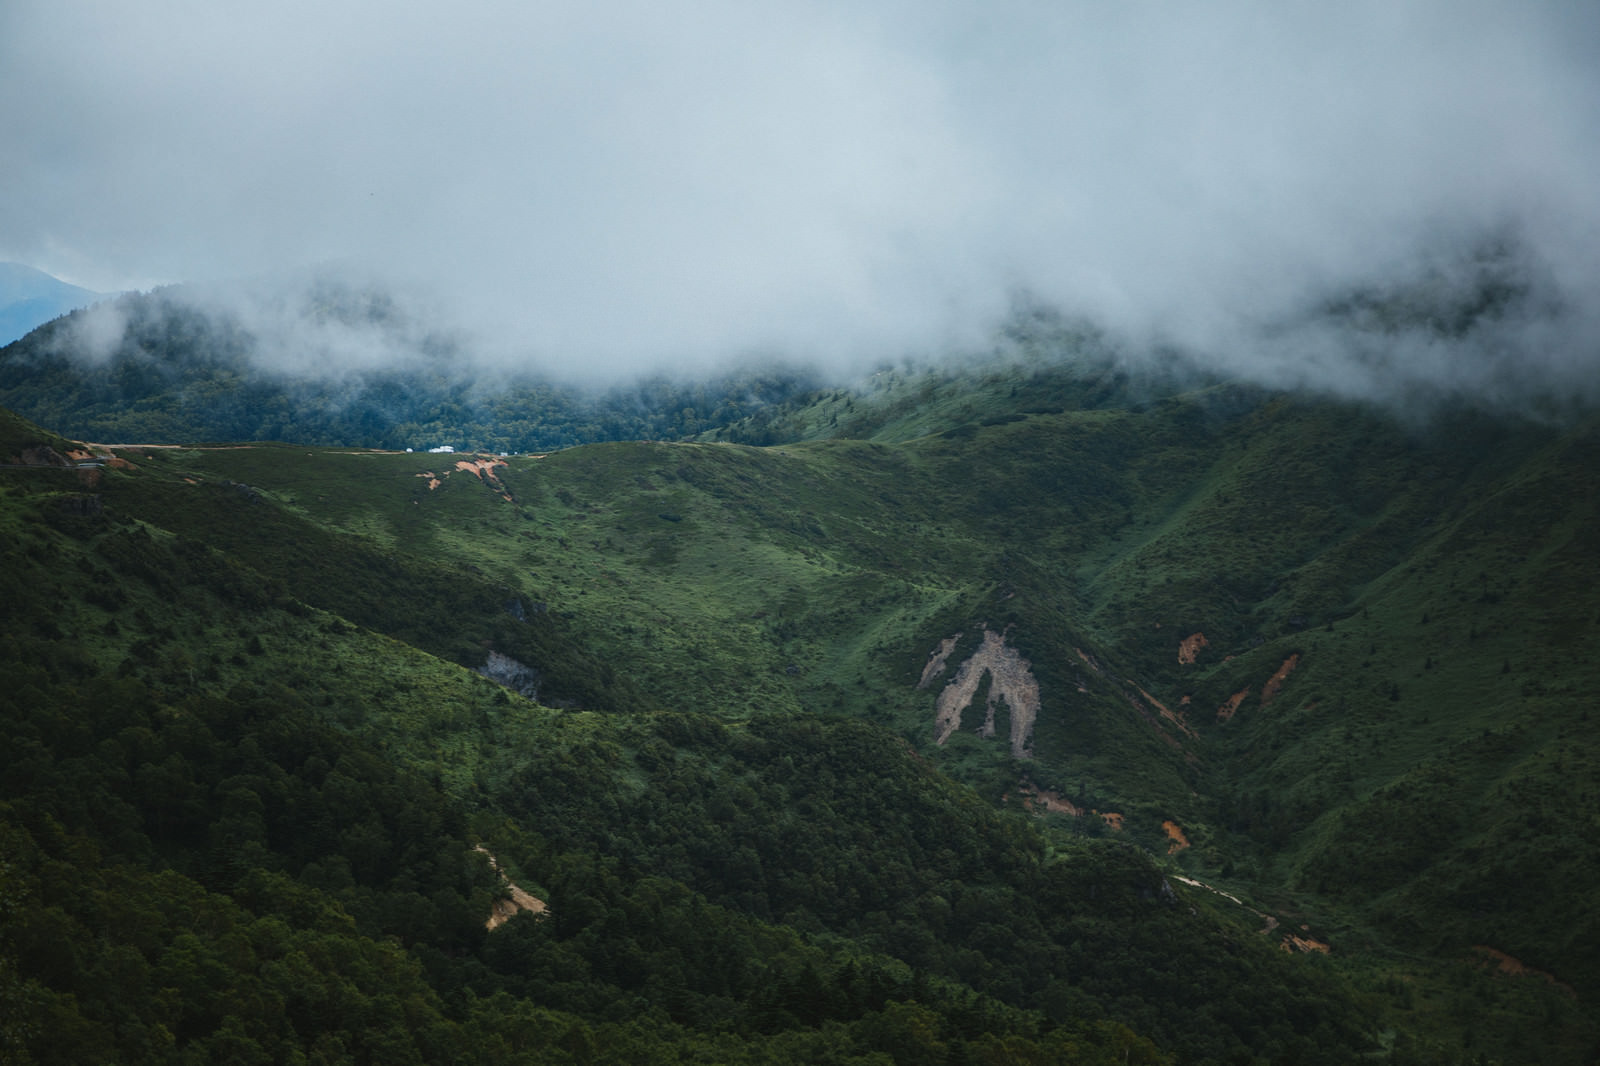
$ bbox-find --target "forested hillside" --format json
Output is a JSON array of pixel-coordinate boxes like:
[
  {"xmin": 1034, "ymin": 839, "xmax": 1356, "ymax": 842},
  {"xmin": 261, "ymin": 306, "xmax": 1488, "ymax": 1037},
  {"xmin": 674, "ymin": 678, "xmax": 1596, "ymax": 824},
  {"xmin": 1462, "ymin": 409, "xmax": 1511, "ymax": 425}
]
[
  {"xmin": 3, "ymin": 327, "xmax": 1599, "ymax": 1062},
  {"xmin": 1, "ymin": 410, "xmax": 1368, "ymax": 1065},
  {"xmin": 8, "ymin": 0, "xmax": 1600, "ymax": 1058}
]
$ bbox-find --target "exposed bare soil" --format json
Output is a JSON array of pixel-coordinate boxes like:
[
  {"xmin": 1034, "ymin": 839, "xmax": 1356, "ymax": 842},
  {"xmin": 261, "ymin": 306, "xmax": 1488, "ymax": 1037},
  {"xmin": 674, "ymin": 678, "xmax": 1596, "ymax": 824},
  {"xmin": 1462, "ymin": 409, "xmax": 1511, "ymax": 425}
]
[
  {"xmin": 918, "ymin": 634, "xmax": 962, "ymax": 689},
  {"xmin": 1217, "ymin": 688, "xmax": 1250, "ymax": 722},
  {"xmin": 1172, "ymin": 876, "xmax": 1316, "ymax": 949},
  {"xmin": 413, "ymin": 456, "xmax": 514, "ymax": 500},
  {"xmin": 1015, "ymin": 783, "xmax": 1082, "ymax": 816},
  {"xmin": 1162, "ymin": 820, "xmax": 1190, "ymax": 854},
  {"xmin": 454, "ymin": 457, "xmax": 508, "ymax": 478},
  {"xmin": 1260, "ymin": 654, "xmax": 1300, "ymax": 705},
  {"xmin": 488, "ymin": 885, "xmax": 547, "ymax": 931},
  {"xmin": 1011, "ymin": 788, "xmax": 1128, "ymax": 830},
  {"xmin": 474, "ymin": 846, "xmax": 548, "ymax": 930},
  {"xmin": 456, "ymin": 457, "xmax": 513, "ymax": 501},
  {"xmin": 1173, "ymin": 875, "xmax": 1245, "ymax": 908},
  {"xmin": 932, "ymin": 628, "xmax": 1041, "ymax": 758},
  {"xmin": 61, "ymin": 444, "xmax": 134, "ymax": 469},
  {"xmin": 1472, "ymin": 946, "xmax": 1574, "ymax": 994},
  {"xmin": 1178, "ymin": 632, "xmax": 1209, "ymax": 664},
  {"xmin": 1133, "ymin": 683, "xmax": 1198, "ymax": 740},
  {"xmin": 1280, "ymin": 934, "xmax": 1330, "ymax": 954}
]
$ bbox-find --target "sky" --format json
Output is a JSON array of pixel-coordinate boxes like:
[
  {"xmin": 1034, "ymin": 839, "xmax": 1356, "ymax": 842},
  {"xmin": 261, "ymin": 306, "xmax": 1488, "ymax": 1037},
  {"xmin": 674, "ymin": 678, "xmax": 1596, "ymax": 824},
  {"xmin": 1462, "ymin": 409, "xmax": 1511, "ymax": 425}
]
[{"xmin": 3, "ymin": 1, "xmax": 1599, "ymax": 402}]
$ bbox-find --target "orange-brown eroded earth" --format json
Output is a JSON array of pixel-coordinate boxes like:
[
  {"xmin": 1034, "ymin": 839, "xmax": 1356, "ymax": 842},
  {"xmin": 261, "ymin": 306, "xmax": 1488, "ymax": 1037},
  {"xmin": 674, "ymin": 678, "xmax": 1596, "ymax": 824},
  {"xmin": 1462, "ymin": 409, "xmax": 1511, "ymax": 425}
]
[
  {"xmin": 475, "ymin": 846, "xmax": 547, "ymax": 931},
  {"xmin": 1280, "ymin": 934, "xmax": 1331, "ymax": 954},
  {"xmin": 454, "ymin": 458, "xmax": 508, "ymax": 478},
  {"xmin": 1472, "ymin": 947, "xmax": 1575, "ymax": 994},
  {"xmin": 1162, "ymin": 820, "xmax": 1190, "ymax": 854},
  {"xmin": 1133, "ymin": 683, "xmax": 1199, "ymax": 740},
  {"xmin": 413, "ymin": 456, "xmax": 514, "ymax": 500},
  {"xmin": 1260, "ymin": 654, "xmax": 1300, "ymax": 705},
  {"xmin": 1015, "ymin": 784, "xmax": 1083, "ymax": 816},
  {"xmin": 1217, "ymin": 688, "xmax": 1250, "ymax": 722}
]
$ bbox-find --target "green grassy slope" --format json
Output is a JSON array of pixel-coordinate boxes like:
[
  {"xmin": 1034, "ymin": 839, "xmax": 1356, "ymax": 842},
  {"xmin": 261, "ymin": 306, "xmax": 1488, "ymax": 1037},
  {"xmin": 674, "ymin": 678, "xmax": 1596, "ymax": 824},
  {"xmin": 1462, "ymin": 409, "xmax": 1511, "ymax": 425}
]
[
  {"xmin": 1, "ymin": 407, "xmax": 1398, "ymax": 1064},
  {"xmin": 4, "ymin": 354, "xmax": 1599, "ymax": 1062}
]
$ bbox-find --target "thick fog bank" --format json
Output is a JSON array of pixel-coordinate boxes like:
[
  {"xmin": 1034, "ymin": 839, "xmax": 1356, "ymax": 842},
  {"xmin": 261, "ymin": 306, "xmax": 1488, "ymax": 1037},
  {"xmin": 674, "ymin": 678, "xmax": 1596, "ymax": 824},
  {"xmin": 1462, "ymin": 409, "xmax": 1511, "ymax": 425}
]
[{"xmin": 5, "ymin": 2, "xmax": 1596, "ymax": 412}]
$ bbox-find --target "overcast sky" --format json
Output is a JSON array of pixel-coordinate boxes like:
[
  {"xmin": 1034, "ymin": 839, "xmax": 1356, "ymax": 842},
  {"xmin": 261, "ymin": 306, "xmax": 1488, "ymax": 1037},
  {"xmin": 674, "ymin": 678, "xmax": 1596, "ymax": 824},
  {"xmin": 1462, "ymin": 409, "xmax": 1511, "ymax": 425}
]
[{"xmin": 3, "ymin": 1, "xmax": 1598, "ymax": 397}]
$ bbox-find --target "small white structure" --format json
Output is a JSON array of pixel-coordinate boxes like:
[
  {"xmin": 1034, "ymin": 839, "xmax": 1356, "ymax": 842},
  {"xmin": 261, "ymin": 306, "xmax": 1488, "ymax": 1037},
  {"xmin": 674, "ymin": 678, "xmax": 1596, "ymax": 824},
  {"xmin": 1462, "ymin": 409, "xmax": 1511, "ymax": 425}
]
[{"xmin": 428, "ymin": 445, "xmax": 455, "ymax": 454}]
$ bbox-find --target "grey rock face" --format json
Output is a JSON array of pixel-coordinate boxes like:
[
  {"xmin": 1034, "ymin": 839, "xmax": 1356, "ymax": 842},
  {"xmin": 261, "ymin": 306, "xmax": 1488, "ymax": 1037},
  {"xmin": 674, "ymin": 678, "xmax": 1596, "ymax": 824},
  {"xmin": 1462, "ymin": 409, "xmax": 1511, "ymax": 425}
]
[{"xmin": 478, "ymin": 650, "xmax": 540, "ymax": 700}]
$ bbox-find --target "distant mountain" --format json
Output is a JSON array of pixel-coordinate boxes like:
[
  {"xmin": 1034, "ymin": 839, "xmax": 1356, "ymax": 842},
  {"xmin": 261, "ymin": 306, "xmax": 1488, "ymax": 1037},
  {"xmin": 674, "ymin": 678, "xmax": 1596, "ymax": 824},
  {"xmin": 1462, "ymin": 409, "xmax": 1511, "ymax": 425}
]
[
  {"xmin": 0, "ymin": 261, "xmax": 106, "ymax": 345},
  {"xmin": 0, "ymin": 284, "xmax": 823, "ymax": 450}
]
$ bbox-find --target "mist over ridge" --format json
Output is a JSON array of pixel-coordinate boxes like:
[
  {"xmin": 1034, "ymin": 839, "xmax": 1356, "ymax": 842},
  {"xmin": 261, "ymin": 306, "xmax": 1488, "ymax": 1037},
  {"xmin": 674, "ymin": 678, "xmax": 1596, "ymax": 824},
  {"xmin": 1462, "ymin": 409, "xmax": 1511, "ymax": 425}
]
[{"xmin": 3, "ymin": 1, "xmax": 1598, "ymax": 411}]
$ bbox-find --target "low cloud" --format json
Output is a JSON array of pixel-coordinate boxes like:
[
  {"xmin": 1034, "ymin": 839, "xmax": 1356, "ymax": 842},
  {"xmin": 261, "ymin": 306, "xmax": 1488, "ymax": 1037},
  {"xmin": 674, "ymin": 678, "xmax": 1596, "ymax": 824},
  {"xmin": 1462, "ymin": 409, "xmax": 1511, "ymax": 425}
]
[{"xmin": 3, "ymin": 1, "xmax": 1597, "ymax": 407}]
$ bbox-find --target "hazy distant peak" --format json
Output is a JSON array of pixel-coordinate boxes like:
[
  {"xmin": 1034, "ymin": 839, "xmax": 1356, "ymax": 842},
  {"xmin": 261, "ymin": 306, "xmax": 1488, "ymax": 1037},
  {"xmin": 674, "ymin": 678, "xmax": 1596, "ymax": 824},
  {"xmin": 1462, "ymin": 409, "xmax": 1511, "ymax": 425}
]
[
  {"xmin": 0, "ymin": 261, "xmax": 101, "ymax": 301},
  {"xmin": 0, "ymin": 262, "xmax": 107, "ymax": 347}
]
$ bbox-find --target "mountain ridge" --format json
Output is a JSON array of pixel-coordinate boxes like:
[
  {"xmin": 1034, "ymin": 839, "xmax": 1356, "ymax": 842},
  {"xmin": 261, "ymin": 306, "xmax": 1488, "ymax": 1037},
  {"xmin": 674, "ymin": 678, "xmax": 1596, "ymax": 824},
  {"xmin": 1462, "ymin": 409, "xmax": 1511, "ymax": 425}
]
[
  {"xmin": 0, "ymin": 262, "xmax": 106, "ymax": 346},
  {"xmin": 0, "ymin": 285, "xmax": 827, "ymax": 453},
  {"xmin": 2, "ymin": 322, "xmax": 1598, "ymax": 1061}
]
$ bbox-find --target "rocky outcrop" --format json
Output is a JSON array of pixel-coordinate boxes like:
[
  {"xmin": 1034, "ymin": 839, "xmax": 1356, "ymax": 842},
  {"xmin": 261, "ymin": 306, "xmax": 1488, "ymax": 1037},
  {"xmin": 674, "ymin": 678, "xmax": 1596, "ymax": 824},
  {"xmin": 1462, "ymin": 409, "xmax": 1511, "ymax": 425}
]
[
  {"xmin": 55, "ymin": 494, "xmax": 103, "ymax": 517},
  {"xmin": 478, "ymin": 651, "xmax": 541, "ymax": 700},
  {"xmin": 930, "ymin": 627, "xmax": 1041, "ymax": 758},
  {"xmin": 218, "ymin": 479, "xmax": 264, "ymax": 503},
  {"xmin": 17, "ymin": 444, "xmax": 71, "ymax": 467},
  {"xmin": 918, "ymin": 634, "xmax": 962, "ymax": 688}
]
